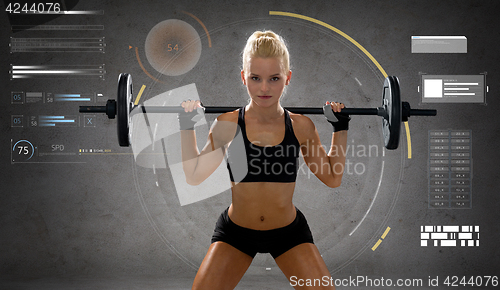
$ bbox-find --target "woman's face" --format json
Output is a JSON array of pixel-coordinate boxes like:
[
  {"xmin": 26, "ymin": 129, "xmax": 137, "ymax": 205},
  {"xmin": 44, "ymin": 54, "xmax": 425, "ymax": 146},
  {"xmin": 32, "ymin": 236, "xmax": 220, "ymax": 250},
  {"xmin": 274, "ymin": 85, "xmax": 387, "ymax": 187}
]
[{"xmin": 241, "ymin": 57, "xmax": 291, "ymax": 108}]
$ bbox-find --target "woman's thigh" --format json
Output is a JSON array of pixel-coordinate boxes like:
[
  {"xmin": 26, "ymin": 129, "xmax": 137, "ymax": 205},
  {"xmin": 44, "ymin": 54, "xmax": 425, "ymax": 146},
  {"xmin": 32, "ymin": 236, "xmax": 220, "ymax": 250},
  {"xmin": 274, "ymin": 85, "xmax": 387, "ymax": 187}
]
[
  {"xmin": 274, "ymin": 243, "xmax": 335, "ymax": 290},
  {"xmin": 192, "ymin": 241, "xmax": 254, "ymax": 290}
]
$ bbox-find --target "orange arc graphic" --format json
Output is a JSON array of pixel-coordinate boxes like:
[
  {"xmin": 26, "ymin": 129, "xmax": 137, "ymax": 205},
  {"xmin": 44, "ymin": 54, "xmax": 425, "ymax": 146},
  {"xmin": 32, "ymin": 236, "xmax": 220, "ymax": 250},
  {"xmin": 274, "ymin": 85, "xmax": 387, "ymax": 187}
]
[
  {"xmin": 181, "ymin": 11, "xmax": 212, "ymax": 48},
  {"xmin": 135, "ymin": 47, "xmax": 164, "ymax": 83}
]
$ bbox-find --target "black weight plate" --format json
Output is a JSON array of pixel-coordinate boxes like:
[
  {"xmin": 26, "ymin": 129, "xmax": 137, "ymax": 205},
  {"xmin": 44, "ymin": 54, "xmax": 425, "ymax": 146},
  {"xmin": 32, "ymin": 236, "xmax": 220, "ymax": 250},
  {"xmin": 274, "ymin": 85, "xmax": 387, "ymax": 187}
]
[
  {"xmin": 382, "ymin": 76, "xmax": 401, "ymax": 150},
  {"xmin": 117, "ymin": 73, "xmax": 133, "ymax": 147}
]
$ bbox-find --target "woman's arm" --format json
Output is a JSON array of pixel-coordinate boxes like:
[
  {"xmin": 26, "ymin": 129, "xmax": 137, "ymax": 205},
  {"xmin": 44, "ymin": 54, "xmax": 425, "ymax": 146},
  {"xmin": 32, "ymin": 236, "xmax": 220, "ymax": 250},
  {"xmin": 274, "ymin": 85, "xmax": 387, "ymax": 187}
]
[
  {"xmin": 293, "ymin": 107, "xmax": 348, "ymax": 188},
  {"xmin": 179, "ymin": 101, "xmax": 238, "ymax": 185},
  {"xmin": 325, "ymin": 130, "xmax": 347, "ymax": 187}
]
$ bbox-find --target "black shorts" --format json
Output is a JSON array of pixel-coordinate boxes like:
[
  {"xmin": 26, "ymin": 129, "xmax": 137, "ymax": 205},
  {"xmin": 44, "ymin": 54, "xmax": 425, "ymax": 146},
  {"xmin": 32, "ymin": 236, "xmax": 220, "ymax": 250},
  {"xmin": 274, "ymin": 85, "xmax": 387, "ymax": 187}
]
[{"xmin": 211, "ymin": 207, "xmax": 314, "ymax": 259}]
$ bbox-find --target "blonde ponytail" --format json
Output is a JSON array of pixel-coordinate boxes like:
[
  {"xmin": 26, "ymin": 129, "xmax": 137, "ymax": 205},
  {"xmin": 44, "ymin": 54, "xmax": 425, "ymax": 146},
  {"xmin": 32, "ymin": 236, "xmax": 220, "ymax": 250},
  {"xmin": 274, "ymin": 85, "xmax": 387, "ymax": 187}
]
[{"xmin": 242, "ymin": 30, "xmax": 290, "ymax": 73}]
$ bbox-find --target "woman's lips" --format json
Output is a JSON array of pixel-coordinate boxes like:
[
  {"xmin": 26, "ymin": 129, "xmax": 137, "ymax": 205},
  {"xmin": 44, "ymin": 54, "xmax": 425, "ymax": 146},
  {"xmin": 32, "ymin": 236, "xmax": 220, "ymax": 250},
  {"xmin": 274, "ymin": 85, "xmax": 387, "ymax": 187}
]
[{"xmin": 258, "ymin": 95, "xmax": 272, "ymax": 99}]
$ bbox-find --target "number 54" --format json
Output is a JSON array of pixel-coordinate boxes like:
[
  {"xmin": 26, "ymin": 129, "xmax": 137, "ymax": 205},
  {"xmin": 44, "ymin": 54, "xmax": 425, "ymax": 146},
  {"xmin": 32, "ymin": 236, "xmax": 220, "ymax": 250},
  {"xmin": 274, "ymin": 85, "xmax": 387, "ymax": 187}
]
[{"xmin": 167, "ymin": 44, "xmax": 178, "ymax": 51}]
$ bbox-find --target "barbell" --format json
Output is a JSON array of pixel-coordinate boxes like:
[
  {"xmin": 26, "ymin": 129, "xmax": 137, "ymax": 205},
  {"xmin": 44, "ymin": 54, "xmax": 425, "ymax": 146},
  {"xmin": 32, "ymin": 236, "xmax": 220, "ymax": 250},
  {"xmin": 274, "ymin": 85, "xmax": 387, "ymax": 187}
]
[{"xmin": 79, "ymin": 73, "xmax": 436, "ymax": 149}]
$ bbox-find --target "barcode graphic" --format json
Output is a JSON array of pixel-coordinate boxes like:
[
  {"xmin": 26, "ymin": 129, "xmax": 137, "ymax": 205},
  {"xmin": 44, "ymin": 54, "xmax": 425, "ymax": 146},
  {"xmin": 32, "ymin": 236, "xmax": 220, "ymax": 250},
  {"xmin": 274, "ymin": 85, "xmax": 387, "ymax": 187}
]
[{"xmin": 421, "ymin": 225, "xmax": 479, "ymax": 247}]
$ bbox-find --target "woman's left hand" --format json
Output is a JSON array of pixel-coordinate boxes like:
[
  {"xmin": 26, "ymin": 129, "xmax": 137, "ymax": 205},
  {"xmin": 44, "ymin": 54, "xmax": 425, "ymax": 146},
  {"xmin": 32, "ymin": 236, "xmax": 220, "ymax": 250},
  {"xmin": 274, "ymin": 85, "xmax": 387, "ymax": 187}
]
[
  {"xmin": 325, "ymin": 101, "xmax": 350, "ymax": 132},
  {"xmin": 326, "ymin": 101, "xmax": 345, "ymax": 113}
]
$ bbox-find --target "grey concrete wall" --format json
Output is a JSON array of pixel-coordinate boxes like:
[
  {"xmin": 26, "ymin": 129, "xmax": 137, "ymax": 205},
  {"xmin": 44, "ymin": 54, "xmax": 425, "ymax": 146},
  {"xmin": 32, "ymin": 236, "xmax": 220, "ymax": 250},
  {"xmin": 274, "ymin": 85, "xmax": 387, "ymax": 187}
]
[{"xmin": 1, "ymin": 0, "xmax": 499, "ymax": 289}]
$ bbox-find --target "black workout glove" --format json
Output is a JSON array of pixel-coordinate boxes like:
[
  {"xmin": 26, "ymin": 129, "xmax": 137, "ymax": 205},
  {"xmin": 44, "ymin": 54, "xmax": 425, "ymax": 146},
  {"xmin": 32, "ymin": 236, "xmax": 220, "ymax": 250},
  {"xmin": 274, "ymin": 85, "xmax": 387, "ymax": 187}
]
[
  {"xmin": 323, "ymin": 104, "xmax": 351, "ymax": 132},
  {"xmin": 178, "ymin": 106, "xmax": 204, "ymax": 130}
]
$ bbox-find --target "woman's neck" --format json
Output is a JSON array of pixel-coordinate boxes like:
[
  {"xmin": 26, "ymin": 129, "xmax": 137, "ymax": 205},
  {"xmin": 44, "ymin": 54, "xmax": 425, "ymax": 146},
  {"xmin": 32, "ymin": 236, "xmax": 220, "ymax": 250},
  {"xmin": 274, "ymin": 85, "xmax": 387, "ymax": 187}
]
[{"xmin": 245, "ymin": 101, "xmax": 284, "ymax": 121}]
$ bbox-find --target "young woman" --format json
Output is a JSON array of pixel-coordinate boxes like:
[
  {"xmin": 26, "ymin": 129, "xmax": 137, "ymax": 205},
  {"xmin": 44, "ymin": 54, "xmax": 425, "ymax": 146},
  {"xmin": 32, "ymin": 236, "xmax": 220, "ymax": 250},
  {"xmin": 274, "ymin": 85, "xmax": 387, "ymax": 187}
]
[{"xmin": 179, "ymin": 30, "xmax": 349, "ymax": 290}]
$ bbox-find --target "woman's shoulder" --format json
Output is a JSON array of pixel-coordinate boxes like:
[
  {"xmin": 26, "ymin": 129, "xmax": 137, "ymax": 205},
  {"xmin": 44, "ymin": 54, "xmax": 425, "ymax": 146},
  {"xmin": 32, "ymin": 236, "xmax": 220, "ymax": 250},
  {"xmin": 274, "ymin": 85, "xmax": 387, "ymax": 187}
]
[
  {"xmin": 216, "ymin": 109, "xmax": 239, "ymax": 123},
  {"xmin": 210, "ymin": 110, "xmax": 240, "ymax": 143},
  {"xmin": 288, "ymin": 112, "xmax": 315, "ymax": 130},
  {"xmin": 288, "ymin": 112, "xmax": 317, "ymax": 143}
]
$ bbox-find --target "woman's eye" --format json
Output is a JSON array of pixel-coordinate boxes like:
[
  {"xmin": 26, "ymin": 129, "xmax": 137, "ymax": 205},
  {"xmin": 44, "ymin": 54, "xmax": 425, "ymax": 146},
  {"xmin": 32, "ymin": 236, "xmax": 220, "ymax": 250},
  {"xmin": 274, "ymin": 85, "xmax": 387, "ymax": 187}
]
[
  {"xmin": 271, "ymin": 77, "xmax": 280, "ymax": 81},
  {"xmin": 251, "ymin": 77, "xmax": 259, "ymax": 81}
]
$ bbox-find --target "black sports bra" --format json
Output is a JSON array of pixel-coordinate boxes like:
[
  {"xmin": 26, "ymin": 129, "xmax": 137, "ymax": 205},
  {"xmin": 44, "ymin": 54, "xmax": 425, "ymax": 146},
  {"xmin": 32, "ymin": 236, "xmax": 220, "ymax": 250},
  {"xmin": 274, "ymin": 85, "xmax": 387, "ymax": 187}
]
[{"xmin": 226, "ymin": 107, "xmax": 300, "ymax": 183}]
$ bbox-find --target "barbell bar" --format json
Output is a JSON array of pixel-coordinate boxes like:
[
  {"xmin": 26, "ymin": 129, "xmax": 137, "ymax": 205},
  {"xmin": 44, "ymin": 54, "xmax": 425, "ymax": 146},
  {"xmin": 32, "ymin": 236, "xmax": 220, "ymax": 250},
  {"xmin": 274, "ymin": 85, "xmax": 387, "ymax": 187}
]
[{"xmin": 79, "ymin": 73, "xmax": 437, "ymax": 149}]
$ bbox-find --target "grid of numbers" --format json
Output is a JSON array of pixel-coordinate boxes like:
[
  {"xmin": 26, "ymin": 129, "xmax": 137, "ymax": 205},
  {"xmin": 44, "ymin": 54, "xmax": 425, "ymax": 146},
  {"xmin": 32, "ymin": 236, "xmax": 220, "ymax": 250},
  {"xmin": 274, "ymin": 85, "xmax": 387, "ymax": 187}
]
[{"xmin": 428, "ymin": 130, "xmax": 472, "ymax": 209}]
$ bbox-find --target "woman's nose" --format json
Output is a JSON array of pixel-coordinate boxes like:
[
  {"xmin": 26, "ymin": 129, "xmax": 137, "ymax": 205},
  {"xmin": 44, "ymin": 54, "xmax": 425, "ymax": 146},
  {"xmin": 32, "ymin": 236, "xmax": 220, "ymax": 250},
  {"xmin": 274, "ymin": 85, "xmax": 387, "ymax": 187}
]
[{"xmin": 260, "ymin": 81, "xmax": 269, "ymax": 92}]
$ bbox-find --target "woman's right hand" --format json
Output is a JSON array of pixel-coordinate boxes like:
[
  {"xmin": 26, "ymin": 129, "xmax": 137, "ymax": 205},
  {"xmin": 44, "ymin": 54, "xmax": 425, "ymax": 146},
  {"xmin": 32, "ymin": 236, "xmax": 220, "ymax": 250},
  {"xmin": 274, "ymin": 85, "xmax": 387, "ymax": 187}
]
[
  {"xmin": 181, "ymin": 100, "xmax": 202, "ymax": 113},
  {"xmin": 178, "ymin": 100, "xmax": 203, "ymax": 130}
]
